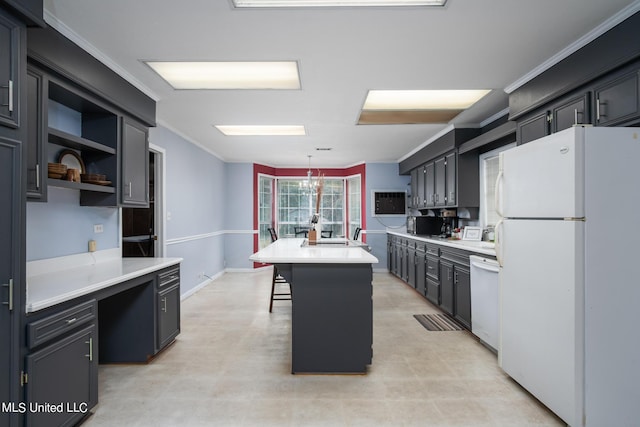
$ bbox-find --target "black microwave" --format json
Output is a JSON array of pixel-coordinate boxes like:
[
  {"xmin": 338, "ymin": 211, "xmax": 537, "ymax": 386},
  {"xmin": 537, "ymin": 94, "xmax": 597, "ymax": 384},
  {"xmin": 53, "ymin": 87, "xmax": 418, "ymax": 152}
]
[{"xmin": 407, "ymin": 216, "xmax": 442, "ymax": 236}]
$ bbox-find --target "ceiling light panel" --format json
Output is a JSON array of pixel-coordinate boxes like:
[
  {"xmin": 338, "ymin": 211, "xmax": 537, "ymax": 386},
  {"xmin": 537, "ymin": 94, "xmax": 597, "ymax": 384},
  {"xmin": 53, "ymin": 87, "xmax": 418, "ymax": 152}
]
[
  {"xmin": 215, "ymin": 125, "xmax": 306, "ymax": 136},
  {"xmin": 146, "ymin": 61, "xmax": 300, "ymax": 89},
  {"xmin": 233, "ymin": 0, "xmax": 446, "ymax": 7},
  {"xmin": 363, "ymin": 89, "xmax": 491, "ymax": 110}
]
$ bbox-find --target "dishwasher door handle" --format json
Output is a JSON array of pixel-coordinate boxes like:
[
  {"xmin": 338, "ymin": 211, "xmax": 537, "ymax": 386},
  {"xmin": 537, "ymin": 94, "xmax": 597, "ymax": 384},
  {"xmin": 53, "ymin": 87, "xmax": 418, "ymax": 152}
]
[{"xmin": 470, "ymin": 259, "xmax": 499, "ymax": 273}]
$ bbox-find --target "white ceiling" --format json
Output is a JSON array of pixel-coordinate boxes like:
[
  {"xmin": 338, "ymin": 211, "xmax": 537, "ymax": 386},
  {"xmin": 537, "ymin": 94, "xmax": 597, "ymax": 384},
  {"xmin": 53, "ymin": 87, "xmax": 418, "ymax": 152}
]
[{"xmin": 43, "ymin": 0, "xmax": 639, "ymax": 167}]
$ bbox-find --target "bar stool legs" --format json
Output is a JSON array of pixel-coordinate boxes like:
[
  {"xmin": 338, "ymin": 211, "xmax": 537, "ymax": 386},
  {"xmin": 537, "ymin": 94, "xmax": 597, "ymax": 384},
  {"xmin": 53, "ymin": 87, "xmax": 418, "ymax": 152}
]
[{"xmin": 269, "ymin": 266, "xmax": 291, "ymax": 312}]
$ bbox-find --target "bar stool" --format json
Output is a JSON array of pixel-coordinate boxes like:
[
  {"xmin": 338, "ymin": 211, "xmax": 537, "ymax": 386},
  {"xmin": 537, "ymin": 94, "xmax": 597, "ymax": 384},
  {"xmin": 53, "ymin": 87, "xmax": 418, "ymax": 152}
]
[
  {"xmin": 353, "ymin": 227, "xmax": 362, "ymax": 241},
  {"xmin": 267, "ymin": 227, "xmax": 291, "ymax": 312}
]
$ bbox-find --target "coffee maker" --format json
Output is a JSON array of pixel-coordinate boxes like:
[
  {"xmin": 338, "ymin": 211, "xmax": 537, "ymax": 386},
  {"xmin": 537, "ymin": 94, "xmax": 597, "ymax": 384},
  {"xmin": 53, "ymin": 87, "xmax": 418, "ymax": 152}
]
[{"xmin": 439, "ymin": 210, "xmax": 458, "ymax": 238}]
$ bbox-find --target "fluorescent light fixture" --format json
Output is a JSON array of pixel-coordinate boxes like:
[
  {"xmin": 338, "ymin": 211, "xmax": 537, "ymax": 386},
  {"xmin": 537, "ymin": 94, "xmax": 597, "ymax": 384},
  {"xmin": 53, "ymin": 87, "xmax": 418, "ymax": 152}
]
[
  {"xmin": 362, "ymin": 90, "xmax": 491, "ymax": 111},
  {"xmin": 233, "ymin": 0, "xmax": 446, "ymax": 7},
  {"xmin": 145, "ymin": 61, "xmax": 300, "ymax": 89},
  {"xmin": 215, "ymin": 125, "xmax": 306, "ymax": 136}
]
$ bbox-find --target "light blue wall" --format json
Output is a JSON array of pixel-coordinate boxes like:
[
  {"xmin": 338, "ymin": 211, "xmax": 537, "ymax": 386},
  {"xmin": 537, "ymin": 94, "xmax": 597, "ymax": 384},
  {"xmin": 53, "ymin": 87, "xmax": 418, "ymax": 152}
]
[
  {"xmin": 365, "ymin": 163, "xmax": 410, "ymax": 270},
  {"xmin": 150, "ymin": 126, "xmax": 227, "ymax": 295},
  {"xmin": 223, "ymin": 163, "xmax": 254, "ymax": 269}
]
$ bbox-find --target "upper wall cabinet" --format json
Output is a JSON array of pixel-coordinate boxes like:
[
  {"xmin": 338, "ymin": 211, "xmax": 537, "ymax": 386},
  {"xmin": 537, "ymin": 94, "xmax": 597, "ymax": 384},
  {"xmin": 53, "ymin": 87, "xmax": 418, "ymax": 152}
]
[
  {"xmin": 593, "ymin": 67, "xmax": 640, "ymax": 127},
  {"xmin": 409, "ymin": 150, "xmax": 478, "ymax": 210},
  {"xmin": 121, "ymin": 117, "xmax": 149, "ymax": 207},
  {"xmin": 0, "ymin": 11, "xmax": 21, "ymax": 129},
  {"xmin": 516, "ymin": 91, "xmax": 591, "ymax": 145}
]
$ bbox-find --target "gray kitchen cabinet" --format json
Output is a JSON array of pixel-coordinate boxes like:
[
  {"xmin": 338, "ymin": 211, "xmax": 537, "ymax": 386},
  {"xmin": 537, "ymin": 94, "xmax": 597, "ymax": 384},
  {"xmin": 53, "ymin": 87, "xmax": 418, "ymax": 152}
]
[
  {"xmin": 552, "ymin": 92, "xmax": 590, "ymax": 133},
  {"xmin": 425, "ymin": 245, "xmax": 440, "ymax": 305},
  {"xmin": 433, "ymin": 157, "xmax": 446, "ymax": 207},
  {"xmin": 1, "ymin": 135, "xmax": 22, "ymax": 427},
  {"xmin": 24, "ymin": 300, "xmax": 98, "ymax": 427},
  {"xmin": 517, "ymin": 90, "xmax": 590, "ymax": 145},
  {"xmin": 410, "ymin": 167, "xmax": 419, "ymax": 208},
  {"xmin": 388, "ymin": 233, "xmax": 482, "ymax": 331},
  {"xmin": 441, "ymin": 247, "xmax": 472, "ymax": 328},
  {"xmin": 26, "ymin": 65, "xmax": 46, "ymax": 201},
  {"xmin": 416, "ymin": 151, "xmax": 473, "ymax": 209},
  {"xmin": 516, "ymin": 110, "xmax": 549, "ymax": 145},
  {"xmin": 593, "ymin": 68, "xmax": 640, "ymax": 127},
  {"xmin": 439, "ymin": 260, "xmax": 454, "ymax": 316},
  {"xmin": 25, "ymin": 325, "xmax": 97, "ymax": 427},
  {"xmin": 386, "ymin": 235, "xmax": 394, "ymax": 272},
  {"xmin": 444, "ymin": 152, "xmax": 456, "ymax": 207},
  {"xmin": 156, "ymin": 266, "xmax": 180, "ymax": 352},
  {"xmin": 453, "ymin": 265, "xmax": 471, "ymax": 329},
  {"xmin": 424, "ymin": 161, "xmax": 435, "ymax": 208},
  {"xmin": 121, "ymin": 116, "xmax": 149, "ymax": 207},
  {"xmin": 407, "ymin": 241, "xmax": 416, "ymax": 289},
  {"xmin": 415, "ymin": 243, "xmax": 426, "ymax": 296},
  {"xmin": 0, "ymin": 10, "xmax": 20, "ymax": 129},
  {"xmin": 416, "ymin": 165, "xmax": 426, "ymax": 208}
]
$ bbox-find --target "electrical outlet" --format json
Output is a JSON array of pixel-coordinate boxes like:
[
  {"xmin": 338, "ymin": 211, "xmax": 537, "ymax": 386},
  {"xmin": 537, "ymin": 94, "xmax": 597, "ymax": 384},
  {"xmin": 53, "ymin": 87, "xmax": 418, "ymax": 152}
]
[{"xmin": 93, "ymin": 224, "xmax": 104, "ymax": 233}]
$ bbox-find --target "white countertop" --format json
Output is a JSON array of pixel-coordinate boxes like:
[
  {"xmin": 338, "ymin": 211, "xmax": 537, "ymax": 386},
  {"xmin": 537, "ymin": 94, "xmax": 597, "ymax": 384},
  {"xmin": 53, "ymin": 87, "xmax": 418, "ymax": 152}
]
[
  {"xmin": 250, "ymin": 238, "xmax": 379, "ymax": 264},
  {"xmin": 387, "ymin": 230, "xmax": 496, "ymax": 257},
  {"xmin": 26, "ymin": 257, "xmax": 182, "ymax": 313}
]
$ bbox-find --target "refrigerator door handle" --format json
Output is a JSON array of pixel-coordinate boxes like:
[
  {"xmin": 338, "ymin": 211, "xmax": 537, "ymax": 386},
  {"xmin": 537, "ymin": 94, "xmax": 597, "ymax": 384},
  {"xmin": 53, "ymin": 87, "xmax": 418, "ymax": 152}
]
[
  {"xmin": 495, "ymin": 169, "xmax": 504, "ymax": 219},
  {"xmin": 494, "ymin": 219, "xmax": 504, "ymax": 267}
]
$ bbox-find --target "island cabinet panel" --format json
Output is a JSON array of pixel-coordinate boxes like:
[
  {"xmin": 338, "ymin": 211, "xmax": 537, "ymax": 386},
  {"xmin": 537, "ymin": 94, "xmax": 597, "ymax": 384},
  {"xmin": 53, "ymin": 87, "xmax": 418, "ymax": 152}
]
[{"xmin": 289, "ymin": 263, "xmax": 372, "ymax": 374}]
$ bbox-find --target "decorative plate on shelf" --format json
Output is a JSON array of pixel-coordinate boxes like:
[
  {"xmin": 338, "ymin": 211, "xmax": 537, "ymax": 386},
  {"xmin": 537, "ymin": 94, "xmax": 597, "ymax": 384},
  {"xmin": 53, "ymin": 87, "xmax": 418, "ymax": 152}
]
[{"xmin": 57, "ymin": 149, "xmax": 86, "ymax": 174}]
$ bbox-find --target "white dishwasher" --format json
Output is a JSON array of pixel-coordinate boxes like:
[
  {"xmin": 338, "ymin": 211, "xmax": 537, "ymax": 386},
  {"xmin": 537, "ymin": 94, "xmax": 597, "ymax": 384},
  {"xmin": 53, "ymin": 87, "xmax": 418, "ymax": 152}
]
[{"xmin": 469, "ymin": 255, "xmax": 500, "ymax": 353}]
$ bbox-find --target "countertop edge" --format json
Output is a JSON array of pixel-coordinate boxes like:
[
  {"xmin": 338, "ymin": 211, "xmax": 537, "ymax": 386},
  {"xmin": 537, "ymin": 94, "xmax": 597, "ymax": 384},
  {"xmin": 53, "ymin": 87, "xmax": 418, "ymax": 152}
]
[
  {"xmin": 26, "ymin": 257, "xmax": 183, "ymax": 313},
  {"xmin": 386, "ymin": 231, "xmax": 496, "ymax": 256}
]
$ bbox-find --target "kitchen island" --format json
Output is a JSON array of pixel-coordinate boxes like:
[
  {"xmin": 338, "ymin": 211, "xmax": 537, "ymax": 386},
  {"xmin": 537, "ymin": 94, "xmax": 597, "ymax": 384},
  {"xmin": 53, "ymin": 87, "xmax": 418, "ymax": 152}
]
[{"xmin": 250, "ymin": 238, "xmax": 378, "ymax": 374}]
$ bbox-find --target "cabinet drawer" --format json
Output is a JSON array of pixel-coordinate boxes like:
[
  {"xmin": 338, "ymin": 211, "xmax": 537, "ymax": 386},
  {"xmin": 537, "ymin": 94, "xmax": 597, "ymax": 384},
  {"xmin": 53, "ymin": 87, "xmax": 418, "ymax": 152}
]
[
  {"xmin": 158, "ymin": 266, "xmax": 180, "ymax": 288},
  {"xmin": 426, "ymin": 256, "xmax": 439, "ymax": 280},
  {"xmin": 440, "ymin": 248, "xmax": 469, "ymax": 266},
  {"xmin": 425, "ymin": 245, "xmax": 440, "ymax": 257},
  {"xmin": 27, "ymin": 299, "xmax": 97, "ymax": 349}
]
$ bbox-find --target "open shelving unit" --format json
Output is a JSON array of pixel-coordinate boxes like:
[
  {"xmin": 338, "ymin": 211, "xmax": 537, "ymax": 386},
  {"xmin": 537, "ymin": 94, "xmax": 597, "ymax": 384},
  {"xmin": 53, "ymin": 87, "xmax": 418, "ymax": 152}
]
[{"xmin": 46, "ymin": 78, "xmax": 120, "ymax": 205}]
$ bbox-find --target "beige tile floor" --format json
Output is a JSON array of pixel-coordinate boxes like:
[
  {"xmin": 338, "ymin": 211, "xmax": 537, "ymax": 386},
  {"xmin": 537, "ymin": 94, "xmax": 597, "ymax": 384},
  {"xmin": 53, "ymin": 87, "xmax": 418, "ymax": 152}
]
[{"xmin": 83, "ymin": 269, "xmax": 564, "ymax": 427}]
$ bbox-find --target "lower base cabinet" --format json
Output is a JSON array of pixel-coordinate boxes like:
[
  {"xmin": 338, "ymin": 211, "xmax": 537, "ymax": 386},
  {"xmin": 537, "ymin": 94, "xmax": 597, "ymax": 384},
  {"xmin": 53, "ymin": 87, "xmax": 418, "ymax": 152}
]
[
  {"xmin": 22, "ymin": 263, "xmax": 181, "ymax": 427},
  {"xmin": 156, "ymin": 266, "xmax": 180, "ymax": 353},
  {"xmin": 388, "ymin": 234, "xmax": 481, "ymax": 331},
  {"xmin": 453, "ymin": 265, "xmax": 471, "ymax": 329},
  {"xmin": 439, "ymin": 260, "xmax": 455, "ymax": 315},
  {"xmin": 24, "ymin": 300, "xmax": 98, "ymax": 427}
]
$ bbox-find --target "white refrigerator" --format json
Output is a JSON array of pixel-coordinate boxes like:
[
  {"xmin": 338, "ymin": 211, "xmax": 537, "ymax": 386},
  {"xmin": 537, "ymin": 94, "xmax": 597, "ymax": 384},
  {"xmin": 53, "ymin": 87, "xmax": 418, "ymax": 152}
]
[{"xmin": 495, "ymin": 126, "xmax": 640, "ymax": 427}]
